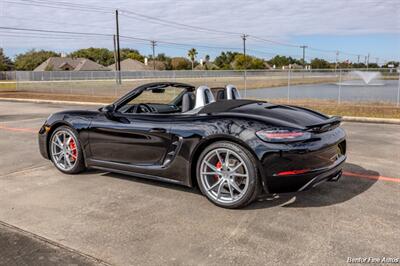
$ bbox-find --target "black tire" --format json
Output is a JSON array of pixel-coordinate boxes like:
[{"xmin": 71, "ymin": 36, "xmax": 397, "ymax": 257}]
[
  {"xmin": 196, "ymin": 141, "xmax": 260, "ymax": 209},
  {"xmin": 49, "ymin": 126, "xmax": 86, "ymax": 174}
]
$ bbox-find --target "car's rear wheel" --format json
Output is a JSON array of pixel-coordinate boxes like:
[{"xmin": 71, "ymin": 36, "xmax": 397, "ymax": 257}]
[
  {"xmin": 196, "ymin": 141, "xmax": 260, "ymax": 208},
  {"xmin": 49, "ymin": 126, "xmax": 85, "ymax": 174}
]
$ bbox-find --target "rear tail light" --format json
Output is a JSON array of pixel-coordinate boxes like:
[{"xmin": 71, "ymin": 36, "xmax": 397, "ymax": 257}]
[
  {"xmin": 276, "ymin": 169, "xmax": 310, "ymax": 176},
  {"xmin": 256, "ymin": 129, "xmax": 311, "ymax": 143}
]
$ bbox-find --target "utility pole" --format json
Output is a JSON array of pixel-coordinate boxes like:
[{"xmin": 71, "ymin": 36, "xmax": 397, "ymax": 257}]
[
  {"xmin": 300, "ymin": 45, "xmax": 308, "ymax": 68},
  {"xmin": 335, "ymin": 50, "xmax": 339, "ymax": 72},
  {"xmin": 242, "ymin": 34, "xmax": 249, "ymax": 96},
  {"xmin": 115, "ymin": 9, "xmax": 121, "ymax": 84},
  {"xmin": 357, "ymin": 55, "xmax": 360, "ymax": 64},
  {"xmin": 150, "ymin": 40, "xmax": 157, "ymax": 70},
  {"xmin": 113, "ymin": 34, "xmax": 118, "ymax": 84},
  {"xmin": 367, "ymin": 53, "xmax": 370, "ymax": 70}
]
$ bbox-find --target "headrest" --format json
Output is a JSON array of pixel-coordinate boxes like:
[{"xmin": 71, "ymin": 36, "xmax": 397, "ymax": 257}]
[{"xmin": 194, "ymin": 86, "xmax": 215, "ymax": 109}]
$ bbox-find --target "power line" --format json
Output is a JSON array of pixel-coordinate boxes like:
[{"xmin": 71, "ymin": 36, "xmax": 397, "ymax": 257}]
[
  {"xmin": 0, "ymin": 33, "xmax": 105, "ymax": 40},
  {"xmin": 6, "ymin": 0, "xmax": 369, "ymax": 59},
  {"xmin": 0, "ymin": 26, "xmax": 244, "ymax": 52},
  {"xmin": 0, "ymin": 26, "xmax": 311, "ymax": 60},
  {"xmin": 4, "ymin": 0, "xmax": 112, "ymax": 13},
  {"xmin": 248, "ymin": 36, "xmax": 299, "ymax": 48},
  {"xmin": 3, "ymin": 1, "xmax": 382, "ymax": 61},
  {"xmin": 0, "ymin": 26, "xmax": 113, "ymax": 37},
  {"xmin": 120, "ymin": 12, "xmax": 240, "ymax": 37},
  {"xmin": 3, "ymin": 15, "xmax": 114, "ymax": 30}
]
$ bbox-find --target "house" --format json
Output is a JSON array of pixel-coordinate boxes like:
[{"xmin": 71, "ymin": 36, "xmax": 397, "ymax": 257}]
[
  {"xmin": 34, "ymin": 57, "xmax": 109, "ymax": 71},
  {"xmin": 108, "ymin": 58, "xmax": 151, "ymax": 71},
  {"xmin": 281, "ymin": 63, "xmax": 303, "ymax": 70}
]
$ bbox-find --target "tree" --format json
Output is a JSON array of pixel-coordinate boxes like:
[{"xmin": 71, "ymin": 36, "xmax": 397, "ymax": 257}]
[
  {"xmin": 69, "ymin": 48, "xmax": 114, "ymax": 66},
  {"xmin": 214, "ymin": 51, "xmax": 239, "ymax": 69},
  {"xmin": 367, "ymin": 63, "xmax": 379, "ymax": 69},
  {"xmin": 205, "ymin": 54, "xmax": 210, "ymax": 63},
  {"xmin": 14, "ymin": 49, "xmax": 59, "ymax": 70},
  {"xmin": 382, "ymin": 61, "xmax": 399, "ymax": 68},
  {"xmin": 268, "ymin": 55, "xmax": 301, "ymax": 68},
  {"xmin": 155, "ymin": 53, "xmax": 169, "ymax": 62},
  {"xmin": 170, "ymin": 57, "xmax": 191, "ymax": 70},
  {"xmin": 155, "ymin": 53, "xmax": 172, "ymax": 70},
  {"xmin": 337, "ymin": 61, "xmax": 352, "ymax": 69},
  {"xmin": 352, "ymin": 63, "xmax": 367, "ymax": 68},
  {"xmin": 187, "ymin": 48, "xmax": 198, "ymax": 70},
  {"xmin": 310, "ymin": 58, "xmax": 331, "ymax": 69},
  {"xmin": 232, "ymin": 54, "xmax": 266, "ymax": 70},
  {"xmin": 120, "ymin": 48, "xmax": 144, "ymax": 62},
  {"xmin": 0, "ymin": 49, "xmax": 14, "ymax": 71}
]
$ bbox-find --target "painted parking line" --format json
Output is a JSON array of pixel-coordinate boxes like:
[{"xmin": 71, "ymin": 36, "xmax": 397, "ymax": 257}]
[
  {"xmin": 343, "ymin": 171, "xmax": 400, "ymax": 183},
  {"xmin": 0, "ymin": 124, "xmax": 37, "ymax": 133}
]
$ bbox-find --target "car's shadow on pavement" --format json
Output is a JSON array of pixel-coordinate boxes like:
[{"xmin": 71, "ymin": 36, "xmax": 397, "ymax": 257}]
[
  {"xmin": 247, "ymin": 163, "xmax": 379, "ymax": 210},
  {"xmin": 95, "ymin": 162, "xmax": 378, "ymax": 210},
  {"xmin": 97, "ymin": 170, "xmax": 201, "ymax": 195}
]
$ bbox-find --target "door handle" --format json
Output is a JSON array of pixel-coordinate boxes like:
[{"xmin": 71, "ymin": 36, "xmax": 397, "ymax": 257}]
[{"xmin": 149, "ymin": 128, "xmax": 167, "ymax": 133}]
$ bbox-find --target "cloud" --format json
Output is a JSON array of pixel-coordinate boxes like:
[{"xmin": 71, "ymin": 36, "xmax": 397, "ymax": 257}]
[{"xmin": 1, "ymin": 0, "xmax": 399, "ymax": 58}]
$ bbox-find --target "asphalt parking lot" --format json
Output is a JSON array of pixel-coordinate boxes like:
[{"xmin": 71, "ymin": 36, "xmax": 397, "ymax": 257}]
[{"xmin": 0, "ymin": 100, "xmax": 399, "ymax": 266}]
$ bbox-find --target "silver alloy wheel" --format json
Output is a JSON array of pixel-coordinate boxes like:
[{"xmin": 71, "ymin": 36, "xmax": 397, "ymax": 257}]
[
  {"xmin": 50, "ymin": 130, "xmax": 78, "ymax": 171},
  {"xmin": 200, "ymin": 148, "xmax": 250, "ymax": 204}
]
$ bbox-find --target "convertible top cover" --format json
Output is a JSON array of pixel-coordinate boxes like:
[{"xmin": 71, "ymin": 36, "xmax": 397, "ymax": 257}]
[{"xmin": 198, "ymin": 99, "xmax": 262, "ymax": 114}]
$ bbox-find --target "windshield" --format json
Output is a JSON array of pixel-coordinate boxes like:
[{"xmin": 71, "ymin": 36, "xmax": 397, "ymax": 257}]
[{"xmin": 126, "ymin": 86, "xmax": 186, "ymax": 105}]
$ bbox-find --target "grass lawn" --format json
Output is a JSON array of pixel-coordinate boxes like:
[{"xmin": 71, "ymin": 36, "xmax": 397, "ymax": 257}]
[{"xmin": 0, "ymin": 82, "xmax": 16, "ymax": 91}]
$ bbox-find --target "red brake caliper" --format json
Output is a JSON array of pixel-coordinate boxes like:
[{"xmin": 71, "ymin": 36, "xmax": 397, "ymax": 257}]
[
  {"xmin": 214, "ymin": 161, "xmax": 223, "ymax": 181},
  {"xmin": 69, "ymin": 139, "xmax": 77, "ymax": 161}
]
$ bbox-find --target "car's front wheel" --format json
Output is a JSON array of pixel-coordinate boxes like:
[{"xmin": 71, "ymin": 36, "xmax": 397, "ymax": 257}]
[
  {"xmin": 196, "ymin": 141, "xmax": 260, "ymax": 208},
  {"xmin": 49, "ymin": 126, "xmax": 85, "ymax": 174}
]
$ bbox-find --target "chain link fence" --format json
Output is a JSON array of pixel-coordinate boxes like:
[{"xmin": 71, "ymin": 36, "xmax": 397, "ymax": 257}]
[{"xmin": 1, "ymin": 68, "xmax": 399, "ymax": 106}]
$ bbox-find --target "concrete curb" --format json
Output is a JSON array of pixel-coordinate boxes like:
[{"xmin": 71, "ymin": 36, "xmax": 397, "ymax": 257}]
[
  {"xmin": 341, "ymin": 116, "xmax": 400, "ymax": 125},
  {"xmin": 0, "ymin": 97, "xmax": 107, "ymax": 106},
  {"xmin": 1, "ymin": 97, "xmax": 399, "ymax": 125}
]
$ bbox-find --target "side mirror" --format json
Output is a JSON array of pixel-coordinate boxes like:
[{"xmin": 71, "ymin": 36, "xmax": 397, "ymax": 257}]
[
  {"xmin": 102, "ymin": 104, "xmax": 115, "ymax": 113},
  {"xmin": 101, "ymin": 104, "xmax": 116, "ymax": 119},
  {"xmin": 152, "ymin": 88, "xmax": 165, "ymax": 93}
]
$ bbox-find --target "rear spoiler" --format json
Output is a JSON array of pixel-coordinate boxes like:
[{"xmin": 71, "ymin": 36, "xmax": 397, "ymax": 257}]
[{"xmin": 306, "ymin": 116, "xmax": 342, "ymax": 133}]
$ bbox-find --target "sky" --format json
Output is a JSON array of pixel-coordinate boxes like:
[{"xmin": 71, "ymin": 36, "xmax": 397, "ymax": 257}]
[{"xmin": 0, "ymin": 0, "xmax": 399, "ymax": 64}]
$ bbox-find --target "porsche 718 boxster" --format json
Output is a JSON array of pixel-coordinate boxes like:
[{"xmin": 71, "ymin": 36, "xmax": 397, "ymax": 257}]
[{"xmin": 39, "ymin": 82, "xmax": 346, "ymax": 208}]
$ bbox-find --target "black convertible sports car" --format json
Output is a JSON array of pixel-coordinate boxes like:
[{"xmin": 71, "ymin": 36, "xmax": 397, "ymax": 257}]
[{"xmin": 39, "ymin": 82, "xmax": 346, "ymax": 208}]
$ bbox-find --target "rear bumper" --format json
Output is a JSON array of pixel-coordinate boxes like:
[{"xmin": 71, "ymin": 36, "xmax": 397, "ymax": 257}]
[
  {"xmin": 262, "ymin": 154, "xmax": 346, "ymax": 193},
  {"xmin": 295, "ymin": 155, "xmax": 346, "ymax": 191},
  {"xmin": 257, "ymin": 127, "xmax": 346, "ymax": 193}
]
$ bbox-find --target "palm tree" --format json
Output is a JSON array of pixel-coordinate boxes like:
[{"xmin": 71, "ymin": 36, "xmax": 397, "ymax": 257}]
[{"xmin": 187, "ymin": 48, "xmax": 198, "ymax": 70}]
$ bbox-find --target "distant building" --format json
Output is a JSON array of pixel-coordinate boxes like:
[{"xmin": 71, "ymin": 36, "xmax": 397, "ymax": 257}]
[
  {"xmin": 282, "ymin": 63, "xmax": 303, "ymax": 70},
  {"xmin": 34, "ymin": 57, "xmax": 109, "ymax": 71},
  {"xmin": 108, "ymin": 58, "xmax": 151, "ymax": 71}
]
